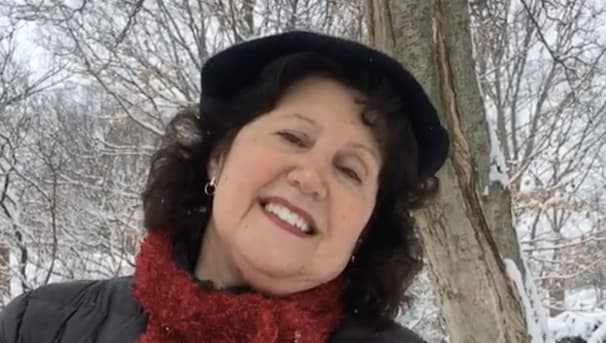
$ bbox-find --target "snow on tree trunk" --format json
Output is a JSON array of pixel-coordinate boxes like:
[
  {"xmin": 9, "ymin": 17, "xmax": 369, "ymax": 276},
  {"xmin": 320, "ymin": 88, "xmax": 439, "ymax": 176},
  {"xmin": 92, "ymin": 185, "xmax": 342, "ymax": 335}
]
[
  {"xmin": 506, "ymin": 259, "xmax": 554, "ymax": 343},
  {"xmin": 366, "ymin": 0, "xmax": 536, "ymax": 341}
]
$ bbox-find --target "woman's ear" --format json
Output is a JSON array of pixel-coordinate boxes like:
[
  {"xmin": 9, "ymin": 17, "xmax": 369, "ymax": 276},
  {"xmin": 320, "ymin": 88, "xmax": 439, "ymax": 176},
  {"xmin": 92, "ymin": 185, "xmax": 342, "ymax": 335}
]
[
  {"xmin": 207, "ymin": 149, "xmax": 226, "ymax": 181},
  {"xmin": 207, "ymin": 131, "xmax": 236, "ymax": 182}
]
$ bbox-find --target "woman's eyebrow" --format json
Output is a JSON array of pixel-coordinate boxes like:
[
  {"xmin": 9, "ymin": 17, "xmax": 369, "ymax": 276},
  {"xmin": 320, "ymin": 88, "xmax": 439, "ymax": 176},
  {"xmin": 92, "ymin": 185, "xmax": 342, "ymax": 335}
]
[{"xmin": 281, "ymin": 112, "xmax": 319, "ymax": 127}]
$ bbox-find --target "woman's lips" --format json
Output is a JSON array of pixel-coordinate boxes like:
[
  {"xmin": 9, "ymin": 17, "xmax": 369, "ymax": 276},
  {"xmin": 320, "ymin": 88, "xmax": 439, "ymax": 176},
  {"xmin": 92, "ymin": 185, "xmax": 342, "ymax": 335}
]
[
  {"xmin": 258, "ymin": 198, "xmax": 317, "ymax": 238},
  {"xmin": 260, "ymin": 196, "xmax": 318, "ymax": 231},
  {"xmin": 260, "ymin": 203, "xmax": 313, "ymax": 238}
]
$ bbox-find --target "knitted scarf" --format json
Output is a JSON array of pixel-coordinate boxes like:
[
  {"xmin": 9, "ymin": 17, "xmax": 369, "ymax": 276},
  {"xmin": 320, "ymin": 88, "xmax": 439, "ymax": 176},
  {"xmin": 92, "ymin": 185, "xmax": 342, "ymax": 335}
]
[{"xmin": 133, "ymin": 230, "xmax": 344, "ymax": 343}]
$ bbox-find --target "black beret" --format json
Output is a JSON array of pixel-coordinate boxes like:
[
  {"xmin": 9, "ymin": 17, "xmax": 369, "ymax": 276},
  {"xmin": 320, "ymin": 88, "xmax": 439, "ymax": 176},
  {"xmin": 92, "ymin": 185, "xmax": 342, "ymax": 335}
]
[{"xmin": 200, "ymin": 31, "xmax": 449, "ymax": 178}]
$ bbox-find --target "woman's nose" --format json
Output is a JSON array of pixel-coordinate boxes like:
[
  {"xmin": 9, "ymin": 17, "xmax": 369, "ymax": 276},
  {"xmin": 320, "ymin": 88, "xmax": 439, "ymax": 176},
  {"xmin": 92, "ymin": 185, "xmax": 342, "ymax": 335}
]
[{"xmin": 286, "ymin": 164, "xmax": 328, "ymax": 200}]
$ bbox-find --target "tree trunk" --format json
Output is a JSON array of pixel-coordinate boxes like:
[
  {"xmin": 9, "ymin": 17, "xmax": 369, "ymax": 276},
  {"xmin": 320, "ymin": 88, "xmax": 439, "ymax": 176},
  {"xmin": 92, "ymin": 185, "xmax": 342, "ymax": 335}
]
[
  {"xmin": 0, "ymin": 244, "xmax": 9, "ymax": 306},
  {"xmin": 367, "ymin": 0, "xmax": 530, "ymax": 342}
]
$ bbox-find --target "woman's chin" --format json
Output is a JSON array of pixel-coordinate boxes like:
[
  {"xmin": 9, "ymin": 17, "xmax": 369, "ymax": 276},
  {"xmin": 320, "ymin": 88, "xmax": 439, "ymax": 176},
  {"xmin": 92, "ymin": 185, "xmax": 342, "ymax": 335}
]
[{"xmin": 233, "ymin": 252, "xmax": 313, "ymax": 295}]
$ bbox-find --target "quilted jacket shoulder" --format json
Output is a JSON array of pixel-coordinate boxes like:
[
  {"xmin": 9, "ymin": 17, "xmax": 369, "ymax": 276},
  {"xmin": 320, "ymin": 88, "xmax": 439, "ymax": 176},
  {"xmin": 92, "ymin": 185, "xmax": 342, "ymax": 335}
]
[
  {"xmin": 330, "ymin": 315, "xmax": 426, "ymax": 343},
  {"xmin": 0, "ymin": 277, "xmax": 426, "ymax": 343},
  {"xmin": 0, "ymin": 277, "xmax": 146, "ymax": 343}
]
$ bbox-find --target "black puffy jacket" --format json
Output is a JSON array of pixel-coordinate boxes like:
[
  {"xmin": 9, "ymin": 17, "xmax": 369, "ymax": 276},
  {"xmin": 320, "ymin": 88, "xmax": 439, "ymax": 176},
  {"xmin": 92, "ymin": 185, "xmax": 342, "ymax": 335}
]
[{"xmin": 0, "ymin": 276, "xmax": 426, "ymax": 343}]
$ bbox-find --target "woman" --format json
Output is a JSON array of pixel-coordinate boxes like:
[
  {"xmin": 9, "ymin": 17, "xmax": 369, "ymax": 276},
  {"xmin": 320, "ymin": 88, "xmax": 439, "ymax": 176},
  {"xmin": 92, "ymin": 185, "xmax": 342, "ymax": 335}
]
[{"xmin": 0, "ymin": 31, "xmax": 448, "ymax": 343}]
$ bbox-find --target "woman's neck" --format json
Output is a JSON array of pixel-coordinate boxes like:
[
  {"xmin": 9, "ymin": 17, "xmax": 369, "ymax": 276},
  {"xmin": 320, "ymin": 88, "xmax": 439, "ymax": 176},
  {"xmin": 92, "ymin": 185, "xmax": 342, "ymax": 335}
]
[{"xmin": 194, "ymin": 222, "xmax": 245, "ymax": 289}]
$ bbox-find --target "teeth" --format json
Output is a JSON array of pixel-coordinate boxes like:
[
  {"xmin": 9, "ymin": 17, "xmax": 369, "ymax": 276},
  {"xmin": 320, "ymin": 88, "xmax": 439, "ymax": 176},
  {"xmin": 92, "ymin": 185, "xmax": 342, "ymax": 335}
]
[{"xmin": 264, "ymin": 202, "xmax": 312, "ymax": 234}]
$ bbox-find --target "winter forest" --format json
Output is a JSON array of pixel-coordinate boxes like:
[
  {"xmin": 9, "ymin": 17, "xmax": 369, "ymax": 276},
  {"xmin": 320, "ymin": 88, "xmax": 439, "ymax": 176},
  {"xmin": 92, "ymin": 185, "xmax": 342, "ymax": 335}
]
[{"xmin": 0, "ymin": 0, "xmax": 605, "ymax": 342}]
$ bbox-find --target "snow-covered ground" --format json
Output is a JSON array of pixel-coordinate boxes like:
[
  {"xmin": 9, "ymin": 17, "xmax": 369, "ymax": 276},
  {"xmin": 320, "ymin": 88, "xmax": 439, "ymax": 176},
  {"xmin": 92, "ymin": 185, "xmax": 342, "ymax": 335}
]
[
  {"xmin": 399, "ymin": 269, "xmax": 606, "ymax": 343},
  {"xmin": 550, "ymin": 288, "xmax": 606, "ymax": 343}
]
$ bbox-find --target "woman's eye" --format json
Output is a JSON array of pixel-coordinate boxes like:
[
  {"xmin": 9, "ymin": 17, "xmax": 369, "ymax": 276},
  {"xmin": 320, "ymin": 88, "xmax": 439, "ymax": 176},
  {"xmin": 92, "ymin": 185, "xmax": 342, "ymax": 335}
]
[
  {"xmin": 277, "ymin": 131, "xmax": 306, "ymax": 147},
  {"xmin": 339, "ymin": 166, "xmax": 362, "ymax": 183}
]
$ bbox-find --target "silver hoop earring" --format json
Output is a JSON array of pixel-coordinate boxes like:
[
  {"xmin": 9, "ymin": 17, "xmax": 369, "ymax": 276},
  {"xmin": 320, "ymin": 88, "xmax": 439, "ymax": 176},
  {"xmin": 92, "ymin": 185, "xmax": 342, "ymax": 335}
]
[
  {"xmin": 204, "ymin": 177, "xmax": 216, "ymax": 196},
  {"xmin": 350, "ymin": 254, "xmax": 355, "ymax": 264}
]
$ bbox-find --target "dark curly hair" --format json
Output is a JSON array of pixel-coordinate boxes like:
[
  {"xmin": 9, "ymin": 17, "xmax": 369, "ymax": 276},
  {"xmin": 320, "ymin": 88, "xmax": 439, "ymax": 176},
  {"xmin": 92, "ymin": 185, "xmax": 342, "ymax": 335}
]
[{"xmin": 142, "ymin": 52, "xmax": 438, "ymax": 319}]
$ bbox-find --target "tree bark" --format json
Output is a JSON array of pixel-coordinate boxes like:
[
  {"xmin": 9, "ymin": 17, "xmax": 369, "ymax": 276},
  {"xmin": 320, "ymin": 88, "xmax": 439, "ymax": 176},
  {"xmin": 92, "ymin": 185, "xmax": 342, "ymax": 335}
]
[
  {"xmin": 0, "ymin": 244, "xmax": 9, "ymax": 306},
  {"xmin": 367, "ymin": 0, "xmax": 530, "ymax": 342}
]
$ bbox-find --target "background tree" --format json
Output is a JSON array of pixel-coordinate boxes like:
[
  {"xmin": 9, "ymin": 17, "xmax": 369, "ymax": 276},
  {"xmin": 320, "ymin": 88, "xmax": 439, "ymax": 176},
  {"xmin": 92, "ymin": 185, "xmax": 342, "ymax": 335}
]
[
  {"xmin": 0, "ymin": 0, "xmax": 367, "ymax": 307},
  {"xmin": 367, "ymin": 0, "xmax": 540, "ymax": 341},
  {"xmin": 0, "ymin": 14, "xmax": 61, "ymax": 304},
  {"xmin": 471, "ymin": 0, "xmax": 606, "ymax": 318}
]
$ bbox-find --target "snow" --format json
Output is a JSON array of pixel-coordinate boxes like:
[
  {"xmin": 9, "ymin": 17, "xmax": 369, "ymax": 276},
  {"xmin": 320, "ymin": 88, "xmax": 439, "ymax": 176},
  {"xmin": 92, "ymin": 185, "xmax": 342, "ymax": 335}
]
[
  {"xmin": 486, "ymin": 113, "xmax": 510, "ymax": 189},
  {"xmin": 588, "ymin": 322, "xmax": 606, "ymax": 343},
  {"xmin": 505, "ymin": 258, "xmax": 554, "ymax": 343},
  {"xmin": 547, "ymin": 288, "xmax": 606, "ymax": 342},
  {"xmin": 550, "ymin": 311, "xmax": 606, "ymax": 341},
  {"xmin": 398, "ymin": 270, "xmax": 444, "ymax": 342},
  {"xmin": 566, "ymin": 288, "xmax": 604, "ymax": 312},
  {"xmin": 401, "ymin": 261, "xmax": 606, "ymax": 343}
]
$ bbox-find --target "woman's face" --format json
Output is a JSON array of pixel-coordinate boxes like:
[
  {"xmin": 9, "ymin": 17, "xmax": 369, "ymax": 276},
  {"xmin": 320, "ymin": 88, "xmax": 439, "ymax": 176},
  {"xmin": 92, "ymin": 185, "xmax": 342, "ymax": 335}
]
[{"xmin": 208, "ymin": 76, "xmax": 382, "ymax": 295}]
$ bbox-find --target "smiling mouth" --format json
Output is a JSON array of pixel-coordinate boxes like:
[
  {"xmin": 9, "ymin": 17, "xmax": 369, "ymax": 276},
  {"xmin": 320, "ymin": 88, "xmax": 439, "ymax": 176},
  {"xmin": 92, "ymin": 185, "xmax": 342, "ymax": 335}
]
[{"xmin": 259, "ymin": 198, "xmax": 317, "ymax": 237}]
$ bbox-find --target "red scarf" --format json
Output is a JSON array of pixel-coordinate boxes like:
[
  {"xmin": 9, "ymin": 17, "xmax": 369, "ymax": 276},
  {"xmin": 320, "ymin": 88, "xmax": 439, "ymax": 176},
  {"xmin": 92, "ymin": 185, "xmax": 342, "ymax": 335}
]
[{"xmin": 133, "ymin": 230, "xmax": 344, "ymax": 343}]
